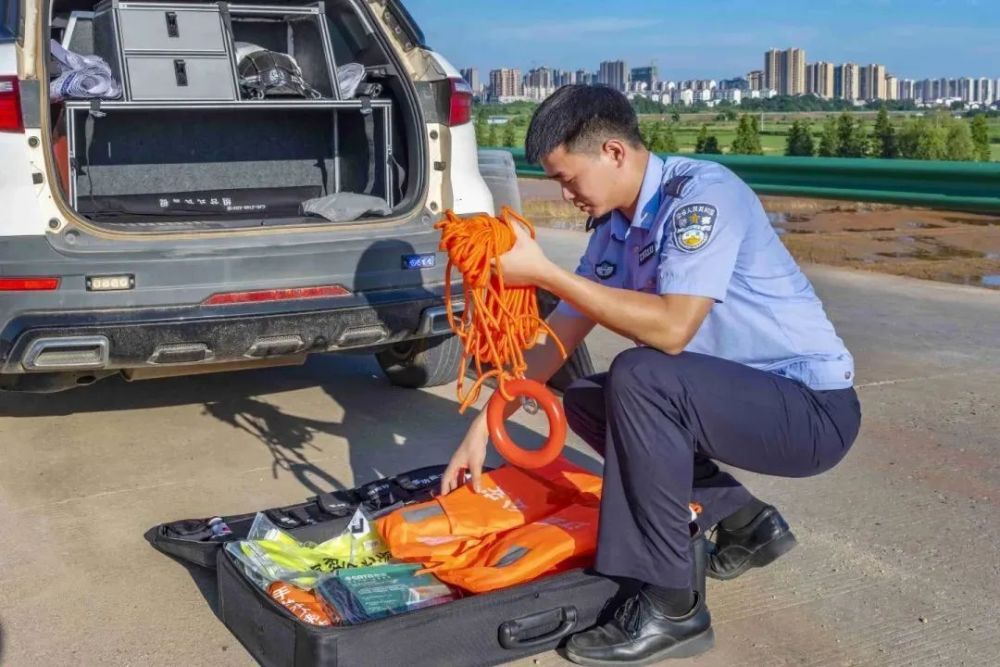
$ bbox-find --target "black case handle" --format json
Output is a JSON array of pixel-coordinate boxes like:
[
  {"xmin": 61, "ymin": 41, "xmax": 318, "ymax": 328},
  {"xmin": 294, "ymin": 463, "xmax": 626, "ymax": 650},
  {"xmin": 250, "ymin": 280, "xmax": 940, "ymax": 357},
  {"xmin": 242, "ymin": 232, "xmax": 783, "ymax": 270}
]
[
  {"xmin": 165, "ymin": 11, "xmax": 179, "ymax": 38},
  {"xmin": 174, "ymin": 59, "xmax": 188, "ymax": 87},
  {"xmin": 498, "ymin": 606, "xmax": 578, "ymax": 650}
]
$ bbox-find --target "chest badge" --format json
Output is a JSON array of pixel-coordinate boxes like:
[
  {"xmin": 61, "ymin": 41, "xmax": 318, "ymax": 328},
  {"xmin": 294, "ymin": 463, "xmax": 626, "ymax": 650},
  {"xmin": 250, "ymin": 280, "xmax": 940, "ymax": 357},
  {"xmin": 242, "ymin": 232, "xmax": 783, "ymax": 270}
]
[
  {"xmin": 638, "ymin": 242, "xmax": 657, "ymax": 265},
  {"xmin": 673, "ymin": 203, "xmax": 718, "ymax": 253},
  {"xmin": 595, "ymin": 261, "xmax": 617, "ymax": 280}
]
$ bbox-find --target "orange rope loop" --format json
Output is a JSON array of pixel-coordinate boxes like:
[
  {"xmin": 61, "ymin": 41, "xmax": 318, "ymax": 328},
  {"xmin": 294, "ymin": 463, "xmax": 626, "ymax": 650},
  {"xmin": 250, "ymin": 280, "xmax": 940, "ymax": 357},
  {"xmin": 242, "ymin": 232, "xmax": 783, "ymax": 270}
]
[{"xmin": 435, "ymin": 207, "xmax": 568, "ymax": 413}]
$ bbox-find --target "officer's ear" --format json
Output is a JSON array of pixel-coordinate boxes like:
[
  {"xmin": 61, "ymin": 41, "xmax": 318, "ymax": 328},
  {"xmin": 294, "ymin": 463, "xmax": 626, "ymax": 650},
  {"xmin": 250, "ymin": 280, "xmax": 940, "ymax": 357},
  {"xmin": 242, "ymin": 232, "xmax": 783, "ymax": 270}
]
[{"xmin": 600, "ymin": 139, "xmax": 628, "ymax": 168}]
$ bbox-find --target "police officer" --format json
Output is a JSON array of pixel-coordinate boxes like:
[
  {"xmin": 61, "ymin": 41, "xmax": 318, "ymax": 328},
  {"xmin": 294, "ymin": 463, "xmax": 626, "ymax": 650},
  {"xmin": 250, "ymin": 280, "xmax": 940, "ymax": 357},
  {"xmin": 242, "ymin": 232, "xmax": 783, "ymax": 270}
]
[{"xmin": 440, "ymin": 85, "xmax": 861, "ymax": 665}]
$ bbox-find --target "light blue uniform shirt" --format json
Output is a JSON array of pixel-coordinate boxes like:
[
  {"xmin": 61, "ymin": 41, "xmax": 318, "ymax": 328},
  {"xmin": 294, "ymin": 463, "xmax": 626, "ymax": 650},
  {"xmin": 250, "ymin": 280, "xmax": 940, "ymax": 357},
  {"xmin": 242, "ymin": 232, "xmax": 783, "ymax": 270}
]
[{"xmin": 556, "ymin": 153, "xmax": 855, "ymax": 391}]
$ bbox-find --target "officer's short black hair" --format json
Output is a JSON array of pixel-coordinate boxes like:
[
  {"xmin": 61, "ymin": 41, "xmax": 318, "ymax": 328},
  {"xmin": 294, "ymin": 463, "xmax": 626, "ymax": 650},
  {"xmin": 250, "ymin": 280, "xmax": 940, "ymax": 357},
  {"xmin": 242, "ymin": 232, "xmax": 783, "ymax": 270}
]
[{"xmin": 525, "ymin": 85, "xmax": 644, "ymax": 164}]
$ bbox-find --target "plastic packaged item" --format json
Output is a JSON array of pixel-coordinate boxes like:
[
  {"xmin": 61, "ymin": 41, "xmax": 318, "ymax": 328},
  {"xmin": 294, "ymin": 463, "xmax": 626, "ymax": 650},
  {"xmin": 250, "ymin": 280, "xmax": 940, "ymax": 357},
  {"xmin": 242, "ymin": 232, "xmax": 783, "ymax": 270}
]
[
  {"xmin": 315, "ymin": 564, "xmax": 458, "ymax": 625},
  {"xmin": 268, "ymin": 582, "xmax": 337, "ymax": 627},
  {"xmin": 226, "ymin": 508, "xmax": 392, "ymax": 590},
  {"xmin": 336, "ymin": 62, "xmax": 365, "ymax": 99},
  {"xmin": 49, "ymin": 39, "xmax": 122, "ymax": 101}
]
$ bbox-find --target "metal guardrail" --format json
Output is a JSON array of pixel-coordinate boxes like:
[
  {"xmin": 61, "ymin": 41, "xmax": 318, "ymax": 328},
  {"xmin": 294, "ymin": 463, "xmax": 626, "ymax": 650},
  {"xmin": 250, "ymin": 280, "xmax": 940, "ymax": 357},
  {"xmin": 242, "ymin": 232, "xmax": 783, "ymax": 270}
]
[{"xmin": 497, "ymin": 148, "xmax": 1000, "ymax": 213}]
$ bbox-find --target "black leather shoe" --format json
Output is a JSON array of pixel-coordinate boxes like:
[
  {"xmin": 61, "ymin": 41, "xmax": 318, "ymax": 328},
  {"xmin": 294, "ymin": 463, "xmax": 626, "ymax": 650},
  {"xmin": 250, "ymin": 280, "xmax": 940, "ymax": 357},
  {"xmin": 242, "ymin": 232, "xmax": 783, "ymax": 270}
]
[
  {"xmin": 564, "ymin": 589, "xmax": 714, "ymax": 666},
  {"xmin": 707, "ymin": 505, "xmax": 797, "ymax": 581}
]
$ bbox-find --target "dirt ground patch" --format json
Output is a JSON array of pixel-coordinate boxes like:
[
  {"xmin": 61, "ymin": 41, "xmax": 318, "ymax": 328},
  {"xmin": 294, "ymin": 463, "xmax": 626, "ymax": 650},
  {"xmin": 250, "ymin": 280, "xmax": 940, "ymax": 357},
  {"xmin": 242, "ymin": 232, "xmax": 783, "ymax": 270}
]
[{"xmin": 519, "ymin": 179, "xmax": 1000, "ymax": 290}]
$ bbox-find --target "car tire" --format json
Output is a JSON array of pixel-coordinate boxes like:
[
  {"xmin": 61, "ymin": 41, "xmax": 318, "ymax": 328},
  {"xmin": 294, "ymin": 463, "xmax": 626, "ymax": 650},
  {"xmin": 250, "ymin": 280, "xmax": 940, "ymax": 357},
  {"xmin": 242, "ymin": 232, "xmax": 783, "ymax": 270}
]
[{"xmin": 376, "ymin": 334, "xmax": 466, "ymax": 389}]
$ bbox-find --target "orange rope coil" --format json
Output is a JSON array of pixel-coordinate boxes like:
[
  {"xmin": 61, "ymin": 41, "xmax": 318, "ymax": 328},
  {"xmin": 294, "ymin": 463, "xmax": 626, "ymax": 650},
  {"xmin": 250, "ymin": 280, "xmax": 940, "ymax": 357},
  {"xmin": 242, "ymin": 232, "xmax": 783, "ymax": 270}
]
[{"xmin": 435, "ymin": 207, "xmax": 568, "ymax": 468}]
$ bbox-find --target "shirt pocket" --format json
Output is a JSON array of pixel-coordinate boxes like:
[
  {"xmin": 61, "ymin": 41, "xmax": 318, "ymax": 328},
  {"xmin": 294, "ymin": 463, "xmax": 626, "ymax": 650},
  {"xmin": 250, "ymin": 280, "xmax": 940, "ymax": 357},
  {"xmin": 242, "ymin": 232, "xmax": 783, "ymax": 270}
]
[{"xmin": 592, "ymin": 243, "xmax": 627, "ymax": 289}]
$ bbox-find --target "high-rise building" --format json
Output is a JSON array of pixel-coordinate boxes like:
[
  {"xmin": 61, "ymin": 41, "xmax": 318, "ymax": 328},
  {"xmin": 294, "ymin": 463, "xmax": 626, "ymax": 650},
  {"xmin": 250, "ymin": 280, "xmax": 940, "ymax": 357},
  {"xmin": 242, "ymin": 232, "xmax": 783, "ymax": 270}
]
[
  {"xmin": 747, "ymin": 70, "xmax": 764, "ymax": 91},
  {"xmin": 975, "ymin": 77, "xmax": 993, "ymax": 104},
  {"xmin": 489, "ymin": 68, "xmax": 522, "ymax": 102},
  {"xmin": 886, "ymin": 75, "xmax": 899, "ymax": 101},
  {"xmin": 526, "ymin": 67, "xmax": 554, "ymax": 90},
  {"xmin": 555, "ymin": 70, "xmax": 576, "ymax": 87},
  {"xmin": 460, "ymin": 68, "xmax": 481, "ymax": 97},
  {"xmin": 780, "ymin": 48, "xmax": 806, "ymax": 95},
  {"xmin": 919, "ymin": 78, "xmax": 934, "ymax": 102},
  {"xmin": 631, "ymin": 66, "xmax": 658, "ymax": 88},
  {"xmin": 900, "ymin": 79, "xmax": 916, "ymax": 100},
  {"xmin": 807, "ymin": 61, "xmax": 834, "ymax": 98},
  {"xmin": 860, "ymin": 64, "xmax": 887, "ymax": 100},
  {"xmin": 599, "ymin": 60, "xmax": 628, "ymax": 91},
  {"xmin": 835, "ymin": 63, "xmax": 860, "ymax": 100},
  {"xmin": 960, "ymin": 77, "xmax": 974, "ymax": 102},
  {"xmin": 575, "ymin": 69, "xmax": 589, "ymax": 85},
  {"xmin": 764, "ymin": 49, "xmax": 782, "ymax": 93}
]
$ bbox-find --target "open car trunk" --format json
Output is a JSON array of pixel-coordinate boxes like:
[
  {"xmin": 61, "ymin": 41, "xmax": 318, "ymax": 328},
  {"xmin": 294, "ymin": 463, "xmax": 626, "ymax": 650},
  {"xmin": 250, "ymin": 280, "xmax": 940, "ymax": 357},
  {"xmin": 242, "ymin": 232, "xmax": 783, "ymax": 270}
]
[{"xmin": 46, "ymin": 0, "xmax": 424, "ymax": 232}]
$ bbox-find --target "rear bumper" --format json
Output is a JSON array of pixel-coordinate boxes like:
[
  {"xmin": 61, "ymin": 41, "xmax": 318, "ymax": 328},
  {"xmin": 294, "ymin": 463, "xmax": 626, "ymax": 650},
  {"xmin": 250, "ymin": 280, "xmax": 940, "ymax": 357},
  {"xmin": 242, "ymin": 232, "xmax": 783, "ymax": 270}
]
[{"xmin": 0, "ymin": 286, "xmax": 462, "ymax": 376}]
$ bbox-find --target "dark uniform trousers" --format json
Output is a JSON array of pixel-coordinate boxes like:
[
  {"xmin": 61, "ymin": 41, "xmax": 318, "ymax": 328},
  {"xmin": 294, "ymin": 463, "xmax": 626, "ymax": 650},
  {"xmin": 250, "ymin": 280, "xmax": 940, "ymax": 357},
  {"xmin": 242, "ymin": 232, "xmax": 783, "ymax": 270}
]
[{"xmin": 563, "ymin": 347, "xmax": 862, "ymax": 589}]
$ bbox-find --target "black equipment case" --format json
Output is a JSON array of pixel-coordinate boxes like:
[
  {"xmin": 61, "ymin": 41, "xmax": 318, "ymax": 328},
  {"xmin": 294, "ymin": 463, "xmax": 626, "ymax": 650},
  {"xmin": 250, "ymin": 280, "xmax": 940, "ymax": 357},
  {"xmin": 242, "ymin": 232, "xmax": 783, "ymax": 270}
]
[{"xmin": 147, "ymin": 464, "xmax": 705, "ymax": 667}]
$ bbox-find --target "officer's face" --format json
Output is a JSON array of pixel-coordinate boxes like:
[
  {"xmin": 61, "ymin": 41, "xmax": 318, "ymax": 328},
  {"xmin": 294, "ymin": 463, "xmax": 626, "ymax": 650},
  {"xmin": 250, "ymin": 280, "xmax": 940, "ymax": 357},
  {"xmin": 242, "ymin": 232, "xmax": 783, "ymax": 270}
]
[{"xmin": 541, "ymin": 141, "xmax": 628, "ymax": 218}]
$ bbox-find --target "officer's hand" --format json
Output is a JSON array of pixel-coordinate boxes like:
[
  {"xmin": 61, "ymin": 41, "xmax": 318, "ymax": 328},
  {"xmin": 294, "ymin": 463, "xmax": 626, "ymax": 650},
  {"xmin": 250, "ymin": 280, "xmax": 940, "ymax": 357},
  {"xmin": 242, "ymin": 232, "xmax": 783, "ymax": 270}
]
[
  {"xmin": 495, "ymin": 219, "xmax": 554, "ymax": 288},
  {"xmin": 440, "ymin": 412, "xmax": 489, "ymax": 495}
]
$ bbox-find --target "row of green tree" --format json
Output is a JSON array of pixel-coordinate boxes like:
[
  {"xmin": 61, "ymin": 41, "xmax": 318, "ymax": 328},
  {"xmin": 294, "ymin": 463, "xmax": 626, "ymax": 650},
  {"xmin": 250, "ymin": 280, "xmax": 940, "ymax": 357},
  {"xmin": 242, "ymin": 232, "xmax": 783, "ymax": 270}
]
[
  {"xmin": 774, "ymin": 109, "xmax": 992, "ymax": 160},
  {"xmin": 475, "ymin": 106, "xmax": 993, "ymax": 162},
  {"xmin": 477, "ymin": 94, "xmax": 936, "ymax": 119}
]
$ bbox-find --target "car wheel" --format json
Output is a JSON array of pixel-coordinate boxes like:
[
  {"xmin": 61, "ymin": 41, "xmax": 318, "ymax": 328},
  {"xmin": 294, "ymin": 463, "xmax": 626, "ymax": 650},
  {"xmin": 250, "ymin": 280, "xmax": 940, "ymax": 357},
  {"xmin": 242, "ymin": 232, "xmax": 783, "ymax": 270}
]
[{"xmin": 376, "ymin": 334, "xmax": 466, "ymax": 389}]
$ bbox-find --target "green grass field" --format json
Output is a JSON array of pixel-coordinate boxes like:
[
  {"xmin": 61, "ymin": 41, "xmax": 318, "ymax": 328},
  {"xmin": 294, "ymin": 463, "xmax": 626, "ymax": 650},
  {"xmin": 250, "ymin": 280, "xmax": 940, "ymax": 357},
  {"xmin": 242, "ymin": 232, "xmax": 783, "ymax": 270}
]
[{"xmin": 480, "ymin": 111, "xmax": 1000, "ymax": 161}]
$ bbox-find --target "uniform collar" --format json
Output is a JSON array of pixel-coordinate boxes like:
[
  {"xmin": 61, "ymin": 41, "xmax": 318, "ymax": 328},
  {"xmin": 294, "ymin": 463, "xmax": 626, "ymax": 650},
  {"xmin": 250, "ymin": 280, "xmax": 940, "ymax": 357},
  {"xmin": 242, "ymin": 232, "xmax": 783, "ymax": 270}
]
[{"xmin": 610, "ymin": 153, "xmax": 666, "ymax": 240}]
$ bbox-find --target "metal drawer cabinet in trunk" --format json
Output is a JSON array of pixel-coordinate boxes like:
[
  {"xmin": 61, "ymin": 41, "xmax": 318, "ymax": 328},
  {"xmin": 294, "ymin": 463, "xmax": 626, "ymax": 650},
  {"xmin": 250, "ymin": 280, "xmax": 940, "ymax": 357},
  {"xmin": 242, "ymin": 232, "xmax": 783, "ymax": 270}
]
[
  {"xmin": 116, "ymin": 5, "xmax": 227, "ymax": 53},
  {"xmin": 126, "ymin": 55, "xmax": 236, "ymax": 101}
]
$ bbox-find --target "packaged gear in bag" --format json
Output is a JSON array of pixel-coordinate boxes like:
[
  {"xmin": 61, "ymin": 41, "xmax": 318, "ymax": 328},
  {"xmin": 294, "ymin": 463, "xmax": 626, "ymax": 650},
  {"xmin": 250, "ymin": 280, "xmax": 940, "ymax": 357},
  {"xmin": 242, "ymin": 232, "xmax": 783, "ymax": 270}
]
[
  {"xmin": 235, "ymin": 42, "xmax": 321, "ymax": 99},
  {"xmin": 268, "ymin": 582, "xmax": 338, "ymax": 627},
  {"xmin": 315, "ymin": 563, "xmax": 459, "ymax": 625},
  {"xmin": 226, "ymin": 508, "xmax": 391, "ymax": 590}
]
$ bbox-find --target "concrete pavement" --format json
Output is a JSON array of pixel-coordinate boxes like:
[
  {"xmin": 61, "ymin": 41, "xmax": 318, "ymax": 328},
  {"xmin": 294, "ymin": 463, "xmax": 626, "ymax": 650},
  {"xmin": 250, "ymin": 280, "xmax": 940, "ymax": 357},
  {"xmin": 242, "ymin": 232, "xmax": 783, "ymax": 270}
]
[{"xmin": 0, "ymin": 227, "xmax": 997, "ymax": 666}]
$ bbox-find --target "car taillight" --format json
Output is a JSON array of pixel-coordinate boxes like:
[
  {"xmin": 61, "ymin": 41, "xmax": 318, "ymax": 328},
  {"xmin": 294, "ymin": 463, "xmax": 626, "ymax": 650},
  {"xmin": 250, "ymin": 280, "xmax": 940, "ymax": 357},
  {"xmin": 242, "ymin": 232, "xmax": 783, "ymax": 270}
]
[
  {"xmin": 0, "ymin": 277, "xmax": 60, "ymax": 291},
  {"xmin": 202, "ymin": 284, "xmax": 351, "ymax": 306},
  {"xmin": 448, "ymin": 77, "xmax": 473, "ymax": 126},
  {"xmin": 0, "ymin": 76, "xmax": 24, "ymax": 134}
]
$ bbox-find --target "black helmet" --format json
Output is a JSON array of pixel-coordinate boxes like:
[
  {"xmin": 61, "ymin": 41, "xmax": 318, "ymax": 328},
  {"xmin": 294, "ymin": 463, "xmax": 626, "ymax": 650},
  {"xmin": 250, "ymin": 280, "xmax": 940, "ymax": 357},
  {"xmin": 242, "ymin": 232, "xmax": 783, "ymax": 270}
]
[{"xmin": 235, "ymin": 43, "xmax": 321, "ymax": 99}]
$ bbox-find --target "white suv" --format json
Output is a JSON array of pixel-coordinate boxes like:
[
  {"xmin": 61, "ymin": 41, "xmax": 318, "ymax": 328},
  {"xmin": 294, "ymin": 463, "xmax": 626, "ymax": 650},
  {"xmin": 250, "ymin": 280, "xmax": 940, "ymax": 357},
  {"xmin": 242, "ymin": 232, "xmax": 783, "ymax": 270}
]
[{"xmin": 0, "ymin": 0, "xmax": 506, "ymax": 392}]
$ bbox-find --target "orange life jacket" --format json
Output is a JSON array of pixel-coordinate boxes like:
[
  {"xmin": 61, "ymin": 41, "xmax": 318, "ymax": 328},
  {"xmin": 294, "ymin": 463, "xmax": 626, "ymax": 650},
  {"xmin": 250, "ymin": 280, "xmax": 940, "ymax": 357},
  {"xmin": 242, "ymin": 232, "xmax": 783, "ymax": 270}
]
[
  {"xmin": 377, "ymin": 459, "xmax": 600, "ymax": 565},
  {"xmin": 429, "ymin": 501, "xmax": 600, "ymax": 593},
  {"xmin": 377, "ymin": 459, "xmax": 602, "ymax": 591}
]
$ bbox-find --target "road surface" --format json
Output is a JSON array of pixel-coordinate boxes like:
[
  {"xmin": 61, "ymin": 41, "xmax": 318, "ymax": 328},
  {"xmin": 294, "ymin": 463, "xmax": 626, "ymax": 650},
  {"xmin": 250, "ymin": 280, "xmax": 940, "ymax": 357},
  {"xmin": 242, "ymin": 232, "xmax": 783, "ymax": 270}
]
[{"xmin": 0, "ymin": 227, "xmax": 997, "ymax": 666}]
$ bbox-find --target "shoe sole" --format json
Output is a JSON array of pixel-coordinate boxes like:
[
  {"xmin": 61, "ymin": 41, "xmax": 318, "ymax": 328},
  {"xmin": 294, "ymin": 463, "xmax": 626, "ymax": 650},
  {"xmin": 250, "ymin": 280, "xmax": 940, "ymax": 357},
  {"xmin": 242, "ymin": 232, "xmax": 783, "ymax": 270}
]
[
  {"xmin": 708, "ymin": 530, "xmax": 798, "ymax": 581},
  {"xmin": 564, "ymin": 627, "xmax": 715, "ymax": 666}
]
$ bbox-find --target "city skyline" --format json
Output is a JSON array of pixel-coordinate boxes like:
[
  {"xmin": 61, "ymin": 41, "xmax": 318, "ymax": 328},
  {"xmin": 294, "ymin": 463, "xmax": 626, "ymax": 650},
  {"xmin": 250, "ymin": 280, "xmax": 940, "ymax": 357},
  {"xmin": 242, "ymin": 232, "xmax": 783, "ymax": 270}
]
[
  {"xmin": 465, "ymin": 54, "xmax": 1000, "ymax": 108},
  {"xmin": 403, "ymin": 0, "xmax": 1000, "ymax": 81}
]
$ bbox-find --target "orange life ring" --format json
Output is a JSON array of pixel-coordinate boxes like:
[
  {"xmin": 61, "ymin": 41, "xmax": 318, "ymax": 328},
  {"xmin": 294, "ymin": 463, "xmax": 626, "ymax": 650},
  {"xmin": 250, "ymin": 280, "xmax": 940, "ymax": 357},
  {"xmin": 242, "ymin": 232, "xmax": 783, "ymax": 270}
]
[{"xmin": 487, "ymin": 378, "xmax": 566, "ymax": 469}]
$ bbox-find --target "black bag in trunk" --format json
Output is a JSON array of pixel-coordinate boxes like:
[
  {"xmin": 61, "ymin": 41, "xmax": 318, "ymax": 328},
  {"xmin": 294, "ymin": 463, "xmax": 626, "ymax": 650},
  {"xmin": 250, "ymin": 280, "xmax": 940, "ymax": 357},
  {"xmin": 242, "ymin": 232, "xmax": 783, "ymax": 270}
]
[{"xmin": 77, "ymin": 185, "xmax": 323, "ymax": 221}]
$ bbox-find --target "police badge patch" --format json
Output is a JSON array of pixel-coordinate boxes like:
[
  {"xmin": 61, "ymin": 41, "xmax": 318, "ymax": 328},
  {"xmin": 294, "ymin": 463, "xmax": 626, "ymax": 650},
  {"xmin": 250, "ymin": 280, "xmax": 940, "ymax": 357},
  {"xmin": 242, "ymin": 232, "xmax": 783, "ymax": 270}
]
[
  {"xmin": 595, "ymin": 261, "xmax": 616, "ymax": 279},
  {"xmin": 673, "ymin": 203, "xmax": 718, "ymax": 253}
]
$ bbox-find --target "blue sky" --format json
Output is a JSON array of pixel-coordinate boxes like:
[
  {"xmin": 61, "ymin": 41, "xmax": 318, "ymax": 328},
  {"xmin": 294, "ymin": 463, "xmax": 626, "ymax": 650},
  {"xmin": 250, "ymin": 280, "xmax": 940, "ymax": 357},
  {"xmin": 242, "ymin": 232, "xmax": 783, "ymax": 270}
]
[{"xmin": 402, "ymin": 0, "xmax": 999, "ymax": 81}]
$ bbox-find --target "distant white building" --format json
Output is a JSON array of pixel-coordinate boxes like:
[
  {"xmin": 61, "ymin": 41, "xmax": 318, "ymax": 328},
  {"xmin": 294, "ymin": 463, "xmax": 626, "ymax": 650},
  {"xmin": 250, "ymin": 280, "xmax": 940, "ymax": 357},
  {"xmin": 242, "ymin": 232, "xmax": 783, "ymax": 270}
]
[
  {"xmin": 696, "ymin": 88, "xmax": 713, "ymax": 103},
  {"xmin": 675, "ymin": 88, "xmax": 695, "ymax": 106},
  {"xmin": 723, "ymin": 88, "xmax": 743, "ymax": 104}
]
